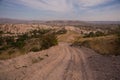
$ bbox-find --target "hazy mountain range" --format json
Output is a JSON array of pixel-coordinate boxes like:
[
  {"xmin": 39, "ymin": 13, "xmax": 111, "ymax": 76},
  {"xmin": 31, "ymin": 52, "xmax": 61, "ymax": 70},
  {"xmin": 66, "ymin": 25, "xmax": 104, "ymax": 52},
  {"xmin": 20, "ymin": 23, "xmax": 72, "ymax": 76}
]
[{"xmin": 0, "ymin": 18, "xmax": 120, "ymax": 25}]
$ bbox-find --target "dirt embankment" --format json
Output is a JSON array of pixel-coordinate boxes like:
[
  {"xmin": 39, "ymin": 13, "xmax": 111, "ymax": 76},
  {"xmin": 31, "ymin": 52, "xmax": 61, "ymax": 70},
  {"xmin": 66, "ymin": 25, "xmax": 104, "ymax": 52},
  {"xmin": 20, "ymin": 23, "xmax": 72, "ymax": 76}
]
[{"xmin": 0, "ymin": 43, "xmax": 120, "ymax": 80}]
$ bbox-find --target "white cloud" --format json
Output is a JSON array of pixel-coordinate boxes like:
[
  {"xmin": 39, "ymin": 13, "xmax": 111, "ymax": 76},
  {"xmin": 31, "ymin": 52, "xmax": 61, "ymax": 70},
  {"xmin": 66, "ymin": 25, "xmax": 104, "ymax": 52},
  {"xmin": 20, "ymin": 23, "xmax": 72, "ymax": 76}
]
[
  {"xmin": 15, "ymin": 0, "xmax": 73, "ymax": 12},
  {"xmin": 77, "ymin": 4, "xmax": 120, "ymax": 21},
  {"xmin": 8, "ymin": 0, "xmax": 114, "ymax": 12},
  {"xmin": 2, "ymin": 0, "xmax": 119, "ymax": 20},
  {"xmin": 77, "ymin": 0, "xmax": 111, "ymax": 7}
]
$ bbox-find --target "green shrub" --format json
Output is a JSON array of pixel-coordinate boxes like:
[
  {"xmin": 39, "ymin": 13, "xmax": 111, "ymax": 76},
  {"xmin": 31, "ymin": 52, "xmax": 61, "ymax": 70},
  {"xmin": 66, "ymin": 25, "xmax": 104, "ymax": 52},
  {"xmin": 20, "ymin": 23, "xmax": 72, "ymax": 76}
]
[
  {"xmin": 95, "ymin": 31, "xmax": 104, "ymax": 37},
  {"xmin": 0, "ymin": 37, "xmax": 4, "ymax": 45},
  {"xmin": 5, "ymin": 36, "xmax": 15, "ymax": 46},
  {"xmin": 29, "ymin": 29, "xmax": 51, "ymax": 38},
  {"xmin": 0, "ymin": 46, "xmax": 9, "ymax": 51},
  {"xmin": 56, "ymin": 28, "xmax": 67, "ymax": 34},
  {"xmin": 71, "ymin": 40, "xmax": 82, "ymax": 47},
  {"xmin": 0, "ymin": 28, "xmax": 58, "ymax": 59},
  {"xmin": 83, "ymin": 31, "xmax": 105, "ymax": 38},
  {"xmin": 17, "ymin": 33, "xmax": 29, "ymax": 41},
  {"xmin": 13, "ymin": 40, "xmax": 25, "ymax": 49},
  {"xmin": 40, "ymin": 34, "xmax": 58, "ymax": 50}
]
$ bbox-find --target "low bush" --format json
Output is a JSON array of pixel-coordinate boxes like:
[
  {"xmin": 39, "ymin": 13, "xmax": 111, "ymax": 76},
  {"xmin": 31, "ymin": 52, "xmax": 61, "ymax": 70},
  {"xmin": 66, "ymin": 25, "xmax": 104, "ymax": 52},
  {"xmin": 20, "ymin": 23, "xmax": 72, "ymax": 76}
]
[
  {"xmin": 0, "ymin": 46, "xmax": 9, "ymax": 51},
  {"xmin": 0, "ymin": 37, "xmax": 4, "ymax": 45},
  {"xmin": 0, "ymin": 28, "xmax": 58, "ymax": 60},
  {"xmin": 30, "ymin": 47, "xmax": 40, "ymax": 52},
  {"xmin": 83, "ymin": 31, "xmax": 105, "ymax": 38},
  {"xmin": 56, "ymin": 28, "xmax": 67, "ymax": 34},
  {"xmin": 40, "ymin": 34, "xmax": 58, "ymax": 50},
  {"xmin": 13, "ymin": 40, "xmax": 25, "ymax": 49}
]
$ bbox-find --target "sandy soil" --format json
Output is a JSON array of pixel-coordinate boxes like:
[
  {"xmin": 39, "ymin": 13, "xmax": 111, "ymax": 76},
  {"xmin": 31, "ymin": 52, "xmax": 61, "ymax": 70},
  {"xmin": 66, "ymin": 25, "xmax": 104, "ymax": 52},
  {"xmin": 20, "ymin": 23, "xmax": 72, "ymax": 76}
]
[{"xmin": 0, "ymin": 43, "xmax": 120, "ymax": 80}]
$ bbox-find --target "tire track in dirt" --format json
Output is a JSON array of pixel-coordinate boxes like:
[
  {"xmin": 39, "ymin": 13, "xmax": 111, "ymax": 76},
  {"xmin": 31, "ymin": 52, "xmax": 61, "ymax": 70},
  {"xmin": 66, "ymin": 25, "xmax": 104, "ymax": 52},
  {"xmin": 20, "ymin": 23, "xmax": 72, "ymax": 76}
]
[
  {"xmin": 64, "ymin": 46, "xmax": 89, "ymax": 80},
  {"xmin": 0, "ymin": 43, "xmax": 94, "ymax": 80},
  {"xmin": 44, "ymin": 47, "xmax": 71, "ymax": 80},
  {"xmin": 0, "ymin": 46, "xmax": 63, "ymax": 80},
  {"xmin": 22, "ymin": 45, "xmax": 67, "ymax": 80}
]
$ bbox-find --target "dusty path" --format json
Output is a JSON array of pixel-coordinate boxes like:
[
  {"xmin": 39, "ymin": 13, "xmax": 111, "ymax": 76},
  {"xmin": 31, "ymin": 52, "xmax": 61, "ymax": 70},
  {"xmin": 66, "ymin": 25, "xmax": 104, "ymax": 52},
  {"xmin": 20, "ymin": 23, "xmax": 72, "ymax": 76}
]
[{"xmin": 0, "ymin": 43, "xmax": 120, "ymax": 80}]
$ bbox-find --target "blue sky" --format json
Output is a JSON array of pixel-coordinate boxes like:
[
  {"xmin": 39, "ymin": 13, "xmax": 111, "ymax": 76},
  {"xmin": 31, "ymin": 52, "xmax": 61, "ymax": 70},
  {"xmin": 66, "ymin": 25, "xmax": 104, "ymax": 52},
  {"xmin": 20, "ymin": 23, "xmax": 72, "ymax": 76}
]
[{"xmin": 0, "ymin": 0, "xmax": 120, "ymax": 21}]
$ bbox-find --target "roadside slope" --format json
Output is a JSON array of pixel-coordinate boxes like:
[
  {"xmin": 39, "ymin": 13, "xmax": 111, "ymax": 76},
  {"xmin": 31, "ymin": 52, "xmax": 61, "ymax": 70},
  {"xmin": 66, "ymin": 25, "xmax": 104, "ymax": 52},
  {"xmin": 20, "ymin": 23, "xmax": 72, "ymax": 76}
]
[{"xmin": 0, "ymin": 43, "xmax": 120, "ymax": 80}]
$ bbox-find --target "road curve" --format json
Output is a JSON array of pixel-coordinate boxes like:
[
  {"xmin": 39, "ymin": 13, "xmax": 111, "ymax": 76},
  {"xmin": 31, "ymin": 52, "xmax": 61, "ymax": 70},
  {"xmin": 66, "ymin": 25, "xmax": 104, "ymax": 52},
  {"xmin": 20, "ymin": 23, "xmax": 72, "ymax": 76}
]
[{"xmin": 0, "ymin": 43, "xmax": 120, "ymax": 80}]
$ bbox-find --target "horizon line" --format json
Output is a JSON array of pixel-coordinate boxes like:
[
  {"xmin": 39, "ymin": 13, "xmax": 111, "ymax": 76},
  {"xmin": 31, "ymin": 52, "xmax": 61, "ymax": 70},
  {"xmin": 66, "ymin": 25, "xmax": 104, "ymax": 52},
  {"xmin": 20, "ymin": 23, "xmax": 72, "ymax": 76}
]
[{"xmin": 0, "ymin": 17, "xmax": 120, "ymax": 22}]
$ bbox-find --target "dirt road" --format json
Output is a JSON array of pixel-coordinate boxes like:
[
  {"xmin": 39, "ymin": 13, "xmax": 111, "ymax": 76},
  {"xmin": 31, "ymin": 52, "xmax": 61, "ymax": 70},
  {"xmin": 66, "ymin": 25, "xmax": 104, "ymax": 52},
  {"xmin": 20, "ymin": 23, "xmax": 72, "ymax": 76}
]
[{"xmin": 0, "ymin": 43, "xmax": 120, "ymax": 80}]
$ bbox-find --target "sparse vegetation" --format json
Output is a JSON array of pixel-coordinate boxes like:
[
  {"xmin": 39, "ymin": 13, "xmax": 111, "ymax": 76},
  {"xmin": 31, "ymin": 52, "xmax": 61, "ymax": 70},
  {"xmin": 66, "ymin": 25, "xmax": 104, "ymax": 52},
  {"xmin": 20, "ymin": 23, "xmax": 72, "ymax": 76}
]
[
  {"xmin": 0, "ymin": 23, "xmax": 120, "ymax": 60},
  {"xmin": 83, "ymin": 31, "xmax": 105, "ymax": 38},
  {"xmin": 56, "ymin": 28, "xmax": 67, "ymax": 34},
  {"xmin": 0, "ymin": 28, "xmax": 58, "ymax": 60},
  {"xmin": 72, "ymin": 35, "xmax": 120, "ymax": 55},
  {"xmin": 40, "ymin": 33, "xmax": 58, "ymax": 50},
  {"xmin": 72, "ymin": 25, "xmax": 120, "ymax": 55},
  {"xmin": 30, "ymin": 47, "xmax": 40, "ymax": 52}
]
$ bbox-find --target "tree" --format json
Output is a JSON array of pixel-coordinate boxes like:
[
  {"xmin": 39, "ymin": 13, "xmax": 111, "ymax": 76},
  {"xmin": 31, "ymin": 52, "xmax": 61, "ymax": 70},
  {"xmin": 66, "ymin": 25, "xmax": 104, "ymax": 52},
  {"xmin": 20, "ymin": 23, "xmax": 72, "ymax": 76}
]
[
  {"xmin": 95, "ymin": 31, "xmax": 104, "ymax": 37},
  {"xmin": 0, "ymin": 37, "xmax": 4, "ymax": 45},
  {"xmin": 40, "ymin": 34, "xmax": 58, "ymax": 50}
]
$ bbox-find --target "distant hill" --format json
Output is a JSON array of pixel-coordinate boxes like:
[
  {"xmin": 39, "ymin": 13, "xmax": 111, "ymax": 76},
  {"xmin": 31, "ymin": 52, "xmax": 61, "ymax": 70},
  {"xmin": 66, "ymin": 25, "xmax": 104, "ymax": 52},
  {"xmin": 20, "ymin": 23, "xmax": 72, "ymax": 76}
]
[
  {"xmin": 0, "ymin": 18, "xmax": 120, "ymax": 25},
  {"xmin": 87, "ymin": 21, "xmax": 120, "ymax": 24},
  {"xmin": 0, "ymin": 18, "xmax": 29, "ymax": 24},
  {"xmin": 0, "ymin": 18, "xmax": 89, "ymax": 25}
]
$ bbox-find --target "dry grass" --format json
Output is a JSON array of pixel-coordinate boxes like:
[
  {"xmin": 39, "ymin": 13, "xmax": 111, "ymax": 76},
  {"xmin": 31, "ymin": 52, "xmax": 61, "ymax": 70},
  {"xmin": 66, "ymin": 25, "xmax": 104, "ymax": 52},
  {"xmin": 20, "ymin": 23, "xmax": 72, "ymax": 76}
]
[
  {"xmin": 57, "ymin": 30, "xmax": 79, "ymax": 42},
  {"xmin": 73, "ymin": 35, "xmax": 120, "ymax": 55},
  {"xmin": 0, "ymin": 49, "xmax": 25, "ymax": 60}
]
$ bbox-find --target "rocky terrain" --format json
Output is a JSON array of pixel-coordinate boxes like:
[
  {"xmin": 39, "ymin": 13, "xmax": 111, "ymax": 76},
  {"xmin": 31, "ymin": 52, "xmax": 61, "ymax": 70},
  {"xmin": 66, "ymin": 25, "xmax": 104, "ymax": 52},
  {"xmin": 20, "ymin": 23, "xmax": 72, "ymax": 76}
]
[
  {"xmin": 0, "ymin": 24, "xmax": 99, "ymax": 35},
  {"xmin": 0, "ymin": 23, "xmax": 120, "ymax": 80}
]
